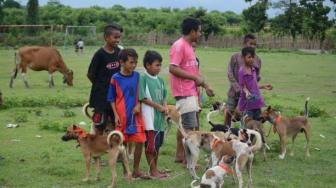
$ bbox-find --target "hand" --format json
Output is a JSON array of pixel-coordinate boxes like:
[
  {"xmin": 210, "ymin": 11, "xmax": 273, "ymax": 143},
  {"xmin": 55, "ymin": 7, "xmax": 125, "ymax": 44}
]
[
  {"xmin": 264, "ymin": 84, "xmax": 273, "ymax": 90},
  {"xmin": 195, "ymin": 76, "xmax": 204, "ymax": 86},
  {"xmin": 205, "ymin": 87, "xmax": 215, "ymax": 97},
  {"xmin": 157, "ymin": 105, "xmax": 166, "ymax": 113},
  {"xmin": 133, "ymin": 103, "xmax": 141, "ymax": 115},
  {"xmin": 245, "ymin": 91, "xmax": 251, "ymax": 99},
  {"xmin": 114, "ymin": 114, "xmax": 121, "ymax": 127}
]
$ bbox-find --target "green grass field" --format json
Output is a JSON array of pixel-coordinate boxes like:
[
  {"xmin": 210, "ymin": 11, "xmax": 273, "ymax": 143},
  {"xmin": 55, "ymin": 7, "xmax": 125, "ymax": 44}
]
[{"xmin": 0, "ymin": 46, "xmax": 336, "ymax": 188}]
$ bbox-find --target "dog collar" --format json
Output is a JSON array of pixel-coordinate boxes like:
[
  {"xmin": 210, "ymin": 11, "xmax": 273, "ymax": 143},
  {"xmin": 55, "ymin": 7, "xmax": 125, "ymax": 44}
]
[
  {"xmin": 219, "ymin": 163, "xmax": 233, "ymax": 175},
  {"xmin": 275, "ymin": 115, "xmax": 282, "ymax": 125},
  {"xmin": 211, "ymin": 138, "xmax": 221, "ymax": 149}
]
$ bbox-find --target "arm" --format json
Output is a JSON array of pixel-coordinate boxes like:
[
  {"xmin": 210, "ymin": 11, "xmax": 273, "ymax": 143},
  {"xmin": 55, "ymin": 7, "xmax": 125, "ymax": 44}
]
[
  {"xmin": 111, "ymin": 102, "xmax": 120, "ymax": 126},
  {"xmin": 227, "ymin": 55, "xmax": 240, "ymax": 93},
  {"xmin": 169, "ymin": 65, "xmax": 204, "ymax": 86},
  {"xmin": 238, "ymin": 69, "xmax": 250, "ymax": 98},
  {"xmin": 87, "ymin": 52, "xmax": 100, "ymax": 83},
  {"xmin": 107, "ymin": 78, "xmax": 120, "ymax": 125},
  {"xmin": 259, "ymin": 84, "xmax": 273, "ymax": 90},
  {"xmin": 142, "ymin": 99, "xmax": 166, "ymax": 113}
]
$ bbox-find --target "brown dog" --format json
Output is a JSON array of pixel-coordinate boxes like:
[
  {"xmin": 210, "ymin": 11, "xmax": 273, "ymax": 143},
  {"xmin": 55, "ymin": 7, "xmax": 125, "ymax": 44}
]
[
  {"xmin": 243, "ymin": 116, "xmax": 269, "ymax": 160},
  {"xmin": 260, "ymin": 98, "xmax": 311, "ymax": 159},
  {"xmin": 61, "ymin": 125, "xmax": 131, "ymax": 188}
]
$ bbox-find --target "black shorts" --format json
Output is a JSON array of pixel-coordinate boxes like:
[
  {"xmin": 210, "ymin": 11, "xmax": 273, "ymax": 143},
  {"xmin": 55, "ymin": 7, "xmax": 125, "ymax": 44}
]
[{"xmin": 92, "ymin": 108, "xmax": 115, "ymax": 131}]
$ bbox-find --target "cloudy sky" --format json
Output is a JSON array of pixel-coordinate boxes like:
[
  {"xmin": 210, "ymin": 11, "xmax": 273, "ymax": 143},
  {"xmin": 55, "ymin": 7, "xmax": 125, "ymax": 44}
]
[{"xmin": 19, "ymin": 0, "xmax": 335, "ymax": 18}]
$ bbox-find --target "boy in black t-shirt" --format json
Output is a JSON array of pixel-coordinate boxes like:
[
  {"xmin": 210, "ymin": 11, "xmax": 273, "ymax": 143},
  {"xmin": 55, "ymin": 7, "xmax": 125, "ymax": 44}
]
[{"xmin": 87, "ymin": 23, "xmax": 123, "ymax": 135}]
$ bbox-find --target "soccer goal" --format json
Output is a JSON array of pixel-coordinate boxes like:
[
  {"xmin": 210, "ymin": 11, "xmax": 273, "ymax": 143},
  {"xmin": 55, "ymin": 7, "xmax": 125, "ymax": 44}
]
[{"xmin": 63, "ymin": 25, "xmax": 97, "ymax": 51}]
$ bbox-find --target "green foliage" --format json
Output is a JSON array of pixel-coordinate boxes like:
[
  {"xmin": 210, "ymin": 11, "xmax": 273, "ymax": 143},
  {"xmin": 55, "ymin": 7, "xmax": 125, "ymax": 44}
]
[
  {"xmin": 14, "ymin": 112, "xmax": 28, "ymax": 123},
  {"xmin": 3, "ymin": 0, "xmax": 21, "ymax": 8},
  {"xmin": 38, "ymin": 119, "xmax": 68, "ymax": 132},
  {"xmin": 26, "ymin": 0, "xmax": 38, "ymax": 24},
  {"xmin": 242, "ymin": 0, "xmax": 269, "ymax": 33},
  {"xmin": 63, "ymin": 109, "xmax": 76, "ymax": 117}
]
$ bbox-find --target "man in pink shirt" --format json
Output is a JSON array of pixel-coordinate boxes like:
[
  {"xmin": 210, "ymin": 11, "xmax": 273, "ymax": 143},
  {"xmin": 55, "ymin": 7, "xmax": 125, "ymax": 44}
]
[{"xmin": 169, "ymin": 17, "xmax": 214, "ymax": 163}]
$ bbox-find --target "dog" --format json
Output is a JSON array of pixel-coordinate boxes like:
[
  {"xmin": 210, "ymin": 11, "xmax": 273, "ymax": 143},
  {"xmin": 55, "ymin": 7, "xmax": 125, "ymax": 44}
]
[
  {"xmin": 61, "ymin": 125, "xmax": 131, "ymax": 188},
  {"xmin": 207, "ymin": 102, "xmax": 242, "ymax": 132},
  {"xmin": 182, "ymin": 130, "xmax": 227, "ymax": 179},
  {"xmin": 260, "ymin": 98, "xmax": 311, "ymax": 159},
  {"xmin": 242, "ymin": 115, "xmax": 270, "ymax": 160},
  {"xmin": 190, "ymin": 156, "xmax": 234, "ymax": 188},
  {"xmin": 82, "ymin": 102, "xmax": 115, "ymax": 135}
]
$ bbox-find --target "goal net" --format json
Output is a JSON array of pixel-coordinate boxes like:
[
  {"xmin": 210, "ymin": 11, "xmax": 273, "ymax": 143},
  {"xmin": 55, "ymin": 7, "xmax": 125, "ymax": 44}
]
[{"xmin": 63, "ymin": 25, "xmax": 97, "ymax": 51}]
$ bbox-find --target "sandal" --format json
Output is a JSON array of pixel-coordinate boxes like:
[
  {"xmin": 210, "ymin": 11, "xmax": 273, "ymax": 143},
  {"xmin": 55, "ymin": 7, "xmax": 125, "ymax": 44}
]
[{"xmin": 132, "ymin": 172, "xmax": 151, "ymax": 180}]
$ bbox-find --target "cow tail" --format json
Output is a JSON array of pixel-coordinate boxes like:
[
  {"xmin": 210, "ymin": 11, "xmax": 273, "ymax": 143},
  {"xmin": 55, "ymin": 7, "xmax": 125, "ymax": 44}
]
[{"xmin": 13, "ymin": 51, "xmax": 19, "ymax": 79}]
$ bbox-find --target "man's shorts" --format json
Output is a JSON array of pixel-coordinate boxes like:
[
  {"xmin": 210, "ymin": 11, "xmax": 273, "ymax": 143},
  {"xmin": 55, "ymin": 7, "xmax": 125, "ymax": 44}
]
[
  {"xmin": 145, "ymin": 130, "xmax": 164, "ymax": 154},
  {"xmin": 92, "ymin": 108, "xmax": 114, "ymax": 131},
  {"xmin": 175, "ymin": 96, "xmax": 199, "ymax": 130},
  {"xmin": 226, "ymin": 94, "xmax": 240, "ymax": 112}
]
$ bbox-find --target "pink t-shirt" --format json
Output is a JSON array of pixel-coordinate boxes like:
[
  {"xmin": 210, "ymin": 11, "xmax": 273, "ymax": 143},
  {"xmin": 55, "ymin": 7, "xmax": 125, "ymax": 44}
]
[{"xmin": 169, "ymin": 37, "xmax": 199, "ymax": 97}]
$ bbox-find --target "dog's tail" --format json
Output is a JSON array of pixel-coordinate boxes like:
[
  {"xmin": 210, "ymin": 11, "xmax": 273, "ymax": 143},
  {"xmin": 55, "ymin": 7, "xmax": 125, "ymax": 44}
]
[
  {"xmin": 207, "ymin": 110, "xmax": 219, "ymax": 128},
  {"xmin": 190, "ymin": 179, "xmax": 200, "ymax": 188},
  {"xmin": 177, "ymin": 119, "xmax": 188, "ymax": 138},
  {"xmin": 107, "ymin": 130, "xmax": 124, "ymax": 149},
  {"xmin": 304, "ymin": 97, "xmax": 310, "ymax": 118},
  {"xmin": 248, "ymin": 129, "xmax": 263, "ymax": 153},
  {"xmin": 82, "ymin": 102, "xmax": 92, "ymax": 119}
]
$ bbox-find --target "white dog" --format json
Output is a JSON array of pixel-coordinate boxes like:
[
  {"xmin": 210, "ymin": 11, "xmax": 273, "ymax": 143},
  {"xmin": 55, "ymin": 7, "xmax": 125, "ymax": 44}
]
[{"xmin": 190, "ymin": 157, "xmax": 234, "ymax": 188}]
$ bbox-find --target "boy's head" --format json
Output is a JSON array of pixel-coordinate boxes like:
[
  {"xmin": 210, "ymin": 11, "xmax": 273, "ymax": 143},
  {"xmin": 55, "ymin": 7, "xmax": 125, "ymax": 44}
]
[
  {"xmin": 104, "ymin": 23, "xmax": 123, "ymax": 47},
  {"xmin": 182, "ymin": 17, "xmax": 202, "ymax": 43},
  {"xmin": 119, "ymin": 48, "xmax": 138, "ymax": 73},
  {"xmin": 143, "ymin": 50, "xmax": 162, "ymax": 76},
  {"xmin": 243, "ymin": 34, "xmax": 257, "ymax": 49},
  {"xmin": 242, "ymin": 47, "xmax": 255, "ymax": 66}
]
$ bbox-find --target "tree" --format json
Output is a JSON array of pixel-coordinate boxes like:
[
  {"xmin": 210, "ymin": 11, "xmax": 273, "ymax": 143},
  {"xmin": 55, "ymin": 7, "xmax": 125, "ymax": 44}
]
[
  {"xmin": 3, "ymin": 0, "xmax": 21, "ymax": 8},
  {"xmin": 300, "ymin": 0, "xmax": 333, "ymax": 49},
  {"xmin": 0, "ymin": 0, "xmax": 4, "ymax": 24},
  {"xmin": 270, "ymin": 0, "xmax": 303, "ymax": 48},
  {"xmin": 242, "ymin": 0, "xmax": 269, "ymax": 33},
  {"xmin": 26, "ymin": 0, "xmax": 39, "ymax": 25}
]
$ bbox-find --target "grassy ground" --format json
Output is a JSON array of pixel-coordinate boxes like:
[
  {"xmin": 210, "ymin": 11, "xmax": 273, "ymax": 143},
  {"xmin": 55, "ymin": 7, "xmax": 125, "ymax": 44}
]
[{"xmin": 0, "ymin": 46, "xmax": 336, "ymax": 188}]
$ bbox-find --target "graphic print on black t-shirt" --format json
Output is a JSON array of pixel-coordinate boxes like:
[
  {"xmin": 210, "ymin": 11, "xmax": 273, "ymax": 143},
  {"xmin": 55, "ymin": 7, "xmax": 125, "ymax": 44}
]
[{"xmin": 106, "ymin": 61, "xmax": 120, "ymax": 70}]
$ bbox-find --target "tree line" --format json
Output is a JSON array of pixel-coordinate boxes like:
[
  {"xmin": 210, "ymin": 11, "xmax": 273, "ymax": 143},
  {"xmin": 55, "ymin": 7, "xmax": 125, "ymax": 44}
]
[{"xmin": 0, "ymin": 0, "xmax": 335, "ymax": 49}]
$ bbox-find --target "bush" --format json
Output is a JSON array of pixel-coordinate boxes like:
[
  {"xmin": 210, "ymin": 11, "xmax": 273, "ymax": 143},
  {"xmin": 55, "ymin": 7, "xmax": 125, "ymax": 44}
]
[
  {"xmin": 63, "ymin": 110, "xmax": 76, "ymax": 117},
  {"xmin": 14, "ymin": 112, "xmax": 28, "ymax": 123},
  {"xmin": 38, "ymin": 119, "xmax": 69, "ymax": 132}
]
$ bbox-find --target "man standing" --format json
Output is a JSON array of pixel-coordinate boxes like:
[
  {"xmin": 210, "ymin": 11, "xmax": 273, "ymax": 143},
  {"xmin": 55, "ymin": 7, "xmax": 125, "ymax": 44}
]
[{"xmin": 169, "ymin": 17, "xmax": 214, "ymax": 163}]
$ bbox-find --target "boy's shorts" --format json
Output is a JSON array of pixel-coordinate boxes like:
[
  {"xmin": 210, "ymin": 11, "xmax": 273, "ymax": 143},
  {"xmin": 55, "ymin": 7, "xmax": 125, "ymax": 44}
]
[
  {"xmin": 92, "ymin": 108, "xmax": 114, "ymax": 131},
  {"xmin": 145, "ymin": 130, "xmax": 164, "ymax": 154},
  {"xmin": 123, "ymin": 132, "xmax": 146, "ymax": 143},
  {"xmin": 175, "ymin": 96, "xmax": 199, "ymax": 130},
  {"xmin": 244, "ymin": 109, "xmax": 261, "ymax": 121},
  {"xmin": 226, "ymin": 94, "xmax": 240, "ymax": 112}
]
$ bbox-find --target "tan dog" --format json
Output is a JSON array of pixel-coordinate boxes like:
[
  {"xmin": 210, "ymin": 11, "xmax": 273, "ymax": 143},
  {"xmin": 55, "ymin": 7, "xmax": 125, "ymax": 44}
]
[
  {"xmin": 61, "ymin": 125, "xmax": 131, "ymax": 188},
  {"xmin": 182, "ymin": 130, "xmax": 226, "ymax": 179},
  {"xmin": 243, "ymin": 116, "xmax": 270, "ymax": 160},
  {"xmin": 260, "ymin": 98, "xmax": 311, "ymax": 159}
]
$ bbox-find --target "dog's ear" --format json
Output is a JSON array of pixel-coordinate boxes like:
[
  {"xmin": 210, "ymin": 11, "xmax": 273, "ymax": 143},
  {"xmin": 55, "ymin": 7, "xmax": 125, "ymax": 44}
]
[
  {"xmin": 267, "ymin": 106, "xmax": 272, "ymax": 111},
  {"xmin": 72, "ymin": 124, "xmax": 77, "ymax": 129}
]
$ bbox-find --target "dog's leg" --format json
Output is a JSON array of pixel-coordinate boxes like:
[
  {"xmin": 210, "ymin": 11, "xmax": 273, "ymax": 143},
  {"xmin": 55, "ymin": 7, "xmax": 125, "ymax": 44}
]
[
  {"xmin": 108, "ymin": 146, "xmax": 120, "ymax": 188},
  {"xmin": 82, "ymin": 151, "xmax": 91, "ymax": 182},
  {"xmin": 247, "ymin": 157, "xmax": 253, "ymax": 188},
  {"xmin": 235, "ymin": 161, "xmax": 243, "ymax": 188},
  {"xmin": 120, "ymin": 146, "xmax": 132, "ymax": 182},
  {"xmin": 290, "ymin": 133, "xmax": 298, "ymax": 157},
  {"xmin": 303, "ymin": 126, "xmax": 311, "ymax": 157},
  {"xmin": 278, "ymin": 134, "xmax": 287, "ymax": 160},
  {"xmin": 93, "ymin": 156, "xmax": 101, "ymax": 181}
]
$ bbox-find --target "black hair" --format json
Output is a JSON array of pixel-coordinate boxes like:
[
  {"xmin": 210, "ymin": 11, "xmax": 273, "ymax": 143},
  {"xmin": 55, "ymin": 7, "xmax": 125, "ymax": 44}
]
[
  {"xmin": 243, "ymin": 33, "xmax": 256, "ymax": 43},
  {"xmin": 241, "ymin": 47, "xmax": 255, "ymax": 57},
  {"xmin": 181, "ymin": 17, "xmax": 201, "ymax": 35},
  {"xmin": 104, "ymin": 23, "xmax": 123, "ymax": 38},
  {"xmin": 143, "ymin": 50, "xmax": 162, "ymax": 68},
  {"xmin": 118, "ymin": 48, "xmax": 138, "ymax": 63}
]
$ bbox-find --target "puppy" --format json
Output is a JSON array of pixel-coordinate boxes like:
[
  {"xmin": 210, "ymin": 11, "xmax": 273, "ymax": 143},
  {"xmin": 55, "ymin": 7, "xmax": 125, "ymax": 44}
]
[
  {"xmin": 190, "ymin": 156, "xmax": 234, "ymax": 188},
  {"xmin": 61, "ymin": 125, "xmax": 131, "ymax": 188},
  {"xmin": 260, "ymin": 98, "xmax": 311, "ymax": 159}
]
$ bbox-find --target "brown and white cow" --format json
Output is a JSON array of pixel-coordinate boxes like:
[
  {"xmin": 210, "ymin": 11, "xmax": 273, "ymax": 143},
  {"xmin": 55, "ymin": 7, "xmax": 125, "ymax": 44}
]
[{"xmin": 9, "ymin": 46, "xmax": 73, "ymax": 88}]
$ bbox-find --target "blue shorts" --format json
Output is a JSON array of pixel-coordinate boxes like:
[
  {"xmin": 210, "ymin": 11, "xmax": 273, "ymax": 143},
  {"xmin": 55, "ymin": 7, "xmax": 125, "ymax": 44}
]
[{"xmin": 145, "ymin": 131, "xmax": 164, "ymax": 154}]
